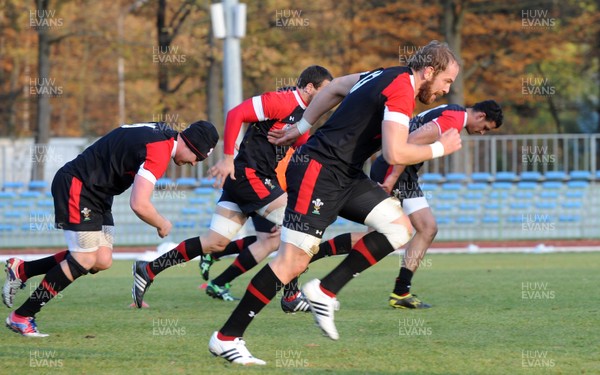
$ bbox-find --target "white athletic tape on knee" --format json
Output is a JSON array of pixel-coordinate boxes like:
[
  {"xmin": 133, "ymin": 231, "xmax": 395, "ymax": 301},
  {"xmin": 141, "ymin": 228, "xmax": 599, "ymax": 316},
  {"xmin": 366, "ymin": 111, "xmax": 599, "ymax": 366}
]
[
  {"xmin": 263, "ymin": 206, "xmax": 285, "ymax": 226},
  {"xmin": 63, "ymin": 230, "xmax": 100, "ymax": 252},
  {"xmin": 402, "ymin": 197, "xmax": 429, "ymax": 216},
  {"xmin": 281, "ymin": 227, "xmax": 321, "ymax": 257},
  {"xmin": 209, "ymin": 214, "xmax": 244, "ymax": 240},
  {"xmin": 364, "ymin": 198, "xmax": 411, "ymax": 249}
]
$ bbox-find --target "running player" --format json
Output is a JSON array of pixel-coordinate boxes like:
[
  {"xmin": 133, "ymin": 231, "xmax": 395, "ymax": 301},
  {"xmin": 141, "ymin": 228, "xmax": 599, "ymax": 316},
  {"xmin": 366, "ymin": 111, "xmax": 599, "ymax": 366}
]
[
  {"xmin": 208, "ymin": 40, "xmax": 462, "ymax": 365},
  {"xmin": 131, "ymin": 66, "xmax": 333, "ymax": 307},
  {"xmin": 3, "ymin": 121, "xmax": 218, "ymax": 336}
]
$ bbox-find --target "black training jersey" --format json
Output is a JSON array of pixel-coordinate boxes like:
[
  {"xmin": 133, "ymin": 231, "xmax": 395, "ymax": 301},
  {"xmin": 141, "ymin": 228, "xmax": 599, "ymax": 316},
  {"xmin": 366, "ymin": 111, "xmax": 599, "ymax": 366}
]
[
  {"xmin": 223, "ymin": 89, "xmax": 310, "ymax": 177},
  {"xmin": 301, "ymin": 67, "xmax": 415, "ymax": 180},
  {"xmin": 375, "ymin": 104, "xmax": 467, "ymax": 181},
  {"xmin": 59, "ymin": 123, "xmax": 177, "ymax": 197}
]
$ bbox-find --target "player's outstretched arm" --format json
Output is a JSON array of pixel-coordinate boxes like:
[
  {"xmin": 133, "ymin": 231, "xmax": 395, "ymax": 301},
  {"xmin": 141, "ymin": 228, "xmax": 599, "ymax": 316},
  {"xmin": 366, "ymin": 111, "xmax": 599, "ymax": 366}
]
[
  {"xmin": 268, "ymin": 73, "xmax": 362, "ymax": 146},
  {"xmin": 130, "ymin": 174, "xmax": 172, "ymax": 238}
]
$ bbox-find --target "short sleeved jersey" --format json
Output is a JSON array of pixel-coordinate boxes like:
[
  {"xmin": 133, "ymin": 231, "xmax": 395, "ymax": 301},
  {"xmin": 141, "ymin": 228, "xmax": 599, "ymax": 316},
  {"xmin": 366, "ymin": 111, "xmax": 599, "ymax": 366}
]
[
  {"xmin": 301, "ymin": 67, "xmax": 415, "ymax": 180},
  {"xmin": 59, "ymin": 123, "xmax": 177, "ymax": 197},
  {"xmin": 232, "ymin": 89, "xmax": 309, "ymax": 177}
]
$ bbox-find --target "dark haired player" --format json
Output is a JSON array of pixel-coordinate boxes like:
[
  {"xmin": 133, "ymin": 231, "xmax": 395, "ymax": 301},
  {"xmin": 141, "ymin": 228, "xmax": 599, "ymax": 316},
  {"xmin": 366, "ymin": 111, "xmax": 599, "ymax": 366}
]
[
  {"xmin": 132, "ymin": 66, "xmax": 333, "ymax": 307},
  {"xmin": 3, "ymin": 121, "xmax": 218, "ymax": 336}
]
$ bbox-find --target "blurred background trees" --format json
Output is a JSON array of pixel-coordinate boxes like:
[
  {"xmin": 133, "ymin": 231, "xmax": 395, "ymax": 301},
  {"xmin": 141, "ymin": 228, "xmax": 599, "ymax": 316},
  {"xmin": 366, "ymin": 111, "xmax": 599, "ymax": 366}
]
[{"xmin": 0, "ymin": 0, "xmax": 598, "ymax": 141}]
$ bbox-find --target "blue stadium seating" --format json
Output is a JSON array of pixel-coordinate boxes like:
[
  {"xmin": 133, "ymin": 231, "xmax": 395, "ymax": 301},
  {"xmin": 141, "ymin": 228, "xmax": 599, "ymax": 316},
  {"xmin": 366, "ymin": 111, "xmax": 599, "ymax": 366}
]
[
  {"xmin": 175, "ymin": 177, "xmax": 198, "ymax": 188},
  {"xmin": 421, "ymin": 173, "xmax": 444, "ymax": 183},
  {"xmin": 491, "ymin": 182, "xmax": 512, "ymax": 190},
  {"xmin": 540, "ymin": 191, "xmax": 559, "ymax": 199},
  {"xmin": 441, "ymin": 183, "xmax": 462, "ymax": 191},
  {"xmin": 541, "ymin": 181, "xmax": 563, "ymax": 190},
  {"xmin": 182, "ymin": 207, "xmax": 202, "ymax": 215},
  {"xmin": 484, "ymin": 202, "xmax": 500, "ymax": 210},
  {"xmin": 445, "ymin": 173, "xmax": 467, "ymax": 183},
  {"xmin": 435, "ymin": 216, "xmax": 451, "ymax": 225},
  {"xmin": 459, "ymin": 203, "xmax": 480, "ymax": 211},
  {"xmin": 567, "ymin": 180, "xmax": 589, "ymax": 189},
  {"xmin": 433, "ymin": 203, "xmax": 453, "ymax": 211},
  {"xmin": 471, "ymin": 172, "xmax": 492, "ymax": 183},
  {"xmin": 565, "ymin": 191, "xmax": 584, "ymax": 199},
  {"xmin": 28, "ymin": 180, "xmax": 48, "ymax": 190},
  {"xmin": 19, "ymin": 191, "xmax": 41, "ymax": 199},
  {"xmin": 437, "ymin": 192, "xmax": 458, "ymax": 201},
  {"xmin": 466, "ymin": 183, "xmax": 487, "ymax": 191},
  {"xmin": 0, "ymin": 192, "xmax": 16, "ymax": 199},
  {"xmin": 463, "ymin": 192, "xmax": 484, "ymax": 200},
  {"xmin": 456, "ymin": 216, "xmax": 476, "ymax": 224},
  {"xmin": 535, "ymin": 202, "xmax": 557, "ymax": 209},
  {"xmin": 2, "ymin": 182, "xmax": 24, "ymax": 190},
  {"xmin": 569, "ymin": 170, "xmax": 591, "ymax": 180},
  {"xmin": 481, "ymin": 216, "xmax": 500, "ymax": 224},
  {"xmin": 513, "ymin": 191, "xmax": 534, "ymax": 200},
  {"xmin": 495, "ymin": 172, "xmax": 518, "ymax": 181},
  {"xmin": 194, "ymin": 187, "xmax": 215, "ymax": 195},
  {"xmin": 544, "ymin": 171, "xmax": 567, "ymax": 181},
  {"xmin": 562, "ymin": 201, "xmax": 583, "ymax": 209},
  {"xmin": 516, "ymin": 181, "xmax": 537, "ymax": 190},
  {"xmin": 155, "ymin": 178, "xmax": 174, "ymax": 188},
  {"xmin": 200, "ymin": 177, "xmax": 216, "ymax": 186},
  {"xmin": 520, "ymin": 171, "xmax": 542, "ymax": 181}
]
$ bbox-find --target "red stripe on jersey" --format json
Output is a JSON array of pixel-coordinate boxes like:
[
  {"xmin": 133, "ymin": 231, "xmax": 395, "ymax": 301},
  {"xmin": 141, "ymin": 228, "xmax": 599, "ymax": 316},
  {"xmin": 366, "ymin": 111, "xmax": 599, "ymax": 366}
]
[
  {"xmin": 381, "ymin": 72, "xmax": 415, "ymax": 124},
  {"xmin": 42, "ymin": 279, "xmax": 58, "ymax": 296},
  {"xmin": 248, "ymin": 282, "xmax": 271, "ymax": 304},
  {"xmin": 353, "ymin": 238, "xmax": 377, "ymax": 265},
  {"xmin": 328, "ymin": 238, "xmax": 337, "ymax": 255},
  {"xmin": 294, "ymin": 159, "xmax": 322, "ymax": 215},
  {"xmin": 232, "ymin": 258, "xmax": 246, "ymax": 273},
  {"xmin": 434, "ymin": 109, "xmax": 467, "ymax": 133},
  {"xmin": 384, "ymin": 165, "xmax": 394, "ymax": 181},
  {"xmin": 68, "ymin": 177, "xmax": 83, "ymax": 224},
  {"xmin": 143, "ymin": 139, "xmax": 174, "ymax": 181},
  {"xmin": 245, "ymin": 168, "xmax": 270, "ymax": 199}
]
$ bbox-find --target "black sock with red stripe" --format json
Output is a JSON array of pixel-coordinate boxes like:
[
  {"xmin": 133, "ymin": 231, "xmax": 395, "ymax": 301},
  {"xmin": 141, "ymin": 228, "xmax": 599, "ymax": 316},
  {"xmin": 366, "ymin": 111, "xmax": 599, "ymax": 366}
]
[
  {"xmin": 320, "ymin": 232, "xmax": 394, "ymax": 295},
  {"xmin": 212, "ymin": 247, "xmax": 258, "ymax": 287},
  {"xmin": 311, "ymin": 233, "xmax": 353, "ymax": 263},
  {"xmin": 219, "ymin": 264, "xmax": 281, "ymax": 338},
  {"xmin": 393, "ymin": 267, "xmax": 413, "ymax": 296},
  {"xmin": 147, "ymin": 237, "xmax": 202, "ymax": 278},
  {"xmin": 19, "ymin": 250, "xmax": 69, "ymax": 282},
  {"xmin": 15, "ymin": 264, "xmax": 74, "ymax": 317},
  {"xmin": 282, "ymin": 276, "xmax": 301, "ymax": 300},
  {"xmin": 214, "ymin": 236, "xmax": 257, "ymax": 261}
]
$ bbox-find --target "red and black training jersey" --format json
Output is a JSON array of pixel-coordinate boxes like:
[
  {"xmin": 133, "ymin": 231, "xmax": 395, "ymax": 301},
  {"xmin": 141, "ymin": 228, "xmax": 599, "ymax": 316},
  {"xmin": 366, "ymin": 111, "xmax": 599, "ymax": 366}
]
[
  {"xmin": 375, "ymin": 104, "xmax": 467, "ymax": 181},
  {"xmin": 300, "ymin": 67, "xmax": 415, "ymax": 180},
  {"xmin": 224, "ymin": 88, "xmax": 310, "ymax": 177},
  {"xmin": 59, "ymin": 123, "xmax": 177, "ymax": 197}
]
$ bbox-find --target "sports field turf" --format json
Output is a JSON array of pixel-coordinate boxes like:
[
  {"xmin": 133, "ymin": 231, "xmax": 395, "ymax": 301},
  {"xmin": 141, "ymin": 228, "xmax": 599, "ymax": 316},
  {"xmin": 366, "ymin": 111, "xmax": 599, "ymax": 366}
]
[{"xmin": 1, "ymin": 252, "xmax": 598, "ymax": 374}]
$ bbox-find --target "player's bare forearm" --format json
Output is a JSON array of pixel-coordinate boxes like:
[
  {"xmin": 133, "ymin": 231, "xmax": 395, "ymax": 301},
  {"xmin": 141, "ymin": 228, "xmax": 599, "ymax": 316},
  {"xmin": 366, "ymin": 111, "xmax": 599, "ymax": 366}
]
[
  {"xmin": 130, "ymin": 175, "xmax": 172, "ymax": 236},
  {"xmin": 302, "ymin": 73, "xmax": 362, "ymax": 124}
]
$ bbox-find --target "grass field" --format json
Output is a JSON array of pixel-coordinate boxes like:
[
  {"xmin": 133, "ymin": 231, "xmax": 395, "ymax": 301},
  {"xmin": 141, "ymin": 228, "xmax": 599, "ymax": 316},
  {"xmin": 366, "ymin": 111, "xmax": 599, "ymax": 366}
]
[{"xmin": 1, "ymin": 252, "xmax": 599, "ymax": 374}]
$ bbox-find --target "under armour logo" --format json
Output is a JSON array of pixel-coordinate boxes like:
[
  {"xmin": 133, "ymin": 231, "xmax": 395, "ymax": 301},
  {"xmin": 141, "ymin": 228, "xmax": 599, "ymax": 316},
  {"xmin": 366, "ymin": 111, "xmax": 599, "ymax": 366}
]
[
  {"xmin": 248, "ymin": 311, "xmax": 256, "ymax": 318},
  {"xmin": 315, "ymin": 230, "xmax": 323, "ymax": 235},
  {"xmin": 289, "ymin": 116, "xmax": 295, "ymax": 121}
]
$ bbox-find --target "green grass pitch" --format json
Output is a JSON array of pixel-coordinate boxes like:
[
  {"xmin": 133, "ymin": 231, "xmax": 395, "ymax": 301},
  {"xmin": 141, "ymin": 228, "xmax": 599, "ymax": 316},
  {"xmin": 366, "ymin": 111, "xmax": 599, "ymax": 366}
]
[{"xmin": 1, "ymin": 252, "xmax": 598, "ymax": 374}]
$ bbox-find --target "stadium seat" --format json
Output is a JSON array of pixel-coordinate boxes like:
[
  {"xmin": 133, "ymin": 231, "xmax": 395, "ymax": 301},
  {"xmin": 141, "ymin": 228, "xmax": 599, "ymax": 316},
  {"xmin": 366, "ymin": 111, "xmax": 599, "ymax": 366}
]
[
  {"xmin": 491, "ymin": 182, "xmax": 512, "ymax": 190},
  {"xmin": 562, "ymin": 201, "xmax": 583, "ymax": 209},
  {"xmin": 506, "ymin": 215, "xmax": 524, "ymax": 224},
  {"xmin": 0, "ymin": 191, "xmax": 16, "ymax": 199},
  {"xmin": 0, "ymin": 224, "xmax": 16, "ymax": 232},
  {"xmin": 420, "ymin": 183, "xmax": 438, "ymax": 192},
  {"xmin": 569, "ymin": 170, "xmax": 591, "ymax": 181},
  {"xmin": 37, "ymin": 200, "xmax": 55, "ymax": 207},
  {"xmin": 200, "ymin": 177, "xmax": 216, "ymax": 186},
  {"xmin": 466, "ymin": 183, "xmax": 487, "ymax": 191},
  {"xmin": 173, "ymin": 221, "xmax": 196, "ymax": 228},
  {"xmin": 596, "ymin": 170, "xmax": 600, "ymax": 180},
  {"xmin": 2, "ymin": 182, "xmax": 24, "ymax": 190},
  {"xmin": 544, "ymin": 171, "xmax": 567, "ymax": 181},
  {"xmin": 4, "ymin": 211, "xmax": 23, "ymax": 219},
  {"xmin": 520, "ymin": 171, "xmax": 542, "ymax": 182},
  {"xmin": 481, "ymin": 216, "xmax": 500, "ymax": 224},
  {"xmin": 509, "ymin": 202, "xmax": 531, "ymax": 210},
  {"xmin": 495, "ymin": 171, "xmax": 518, "ymax": 182},
  {"xmin": 565, "ymin": 191, "xmax": 584, "ymax": 199},
  {"xmin": 516, "ymin": 181, "xmax": 537, "ymax": 190},
  {"xmin": 12, "ymin": 200, "xmax": 33, "ymax": 208},
  {"xmin": 433, "ymin": 203, "xmax": 453, "ymax": 211},
  {"xmin": 19, "ymin": 191, "xmax": 41, "ymax": 199},
  {"xmin": 535, "ymin": 202, "xmax": 557, "ymax": 210},
  {"xmin": 28, "ymin": 180, "xmax": 48, "ymax": 190},
  {"xmin": 540, "ymin": 191, "xmax": 559, "ymax": 199},
  {"xmin": 437, "ymin": 192, "xmax": 458, "ymax": 201},
  {"xmin": 456, "ymin": 216, "xmax": 476, "ymax": 224},
  {"xmin": 435, "ymin": 216, "xmax": 451, "ymax": 225},
  {"xmin": 445, "ymin": 173, "xmax": 467, "ymax": 183},
  {"xmin": 541, "ymin": 181, "xmax": 563, "ymax": 190},
  {"xmin": 188, "ymin": 197, "xmax": 209, "ymax": 205},
  {"xmin": 459, "ymin": 203, "xmax": 480, "ymax": 211},
  {"xmin": 194, "ymin": 187, "xmax": 214, "ymax": 196},
  {"xmin": 182, "ymin": 207, "xmax": 202, "ymax": 215},
  {"xmin": 566, "ymin": 180, "xmax": 588, "ymax": 189},
  {"xmin": 489, "ymin": 191, "xmax": 509, "ymax": 199},
  {"xmin": 175, "ymin": 177, "xmax": 198, "ymax": 188},
  {"xmin": 484, "ymin": 202, "xmax": 500, "ymax": 210},
  {"xmin": 559, "ymin": 215, "xmax": 580, "ymax": 223},
  {"xmin": 420, "ymin": 173, "xmax": 444, "ymax": 183},
  {"xmin": 471, "ymin": 172, "xmax": 492, "ymax": 183},
  {"xmin": 513, "ymin": 191, "xmax": 534, "ymax": 200},
  {"xmin": 441, "ymin": 183, "xmax": 462, "ymax": 191},
  {"xmin": 463, "ymin": 192, "xmax": 484, "ymax": 200}
]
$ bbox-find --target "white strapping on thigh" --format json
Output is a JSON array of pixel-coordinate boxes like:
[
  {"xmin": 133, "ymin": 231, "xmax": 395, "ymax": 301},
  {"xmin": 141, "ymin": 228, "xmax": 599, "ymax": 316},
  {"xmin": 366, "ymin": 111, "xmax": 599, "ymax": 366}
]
[
  {"xmin": 63, "ymin": 230, "xmax": 101, "ymax": 252},
  {"xmin": 363, "ymin": 197, "xmax": 411, "ymax": 249},
  {"xmin": 210, "ymin": 213, "xmax": 244, "ymax": 240},
  {"xmin": 281, "ymin": 227, "xmax": 321, "ymax": 257},
  {"xmin": 402, "ymin": 197, "xmax": 429, "ymax": 216},
  {"xmin": 256, "ymin": 205, "xmax": 285, "ymax": 226}
]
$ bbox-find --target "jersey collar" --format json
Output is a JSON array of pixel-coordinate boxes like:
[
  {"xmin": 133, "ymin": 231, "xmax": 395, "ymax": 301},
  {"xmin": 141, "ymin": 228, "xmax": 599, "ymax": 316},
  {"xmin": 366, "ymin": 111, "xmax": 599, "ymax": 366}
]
[{"xmin": 293, "ymin": 89, "xmax": 307, "ymax": 109}]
